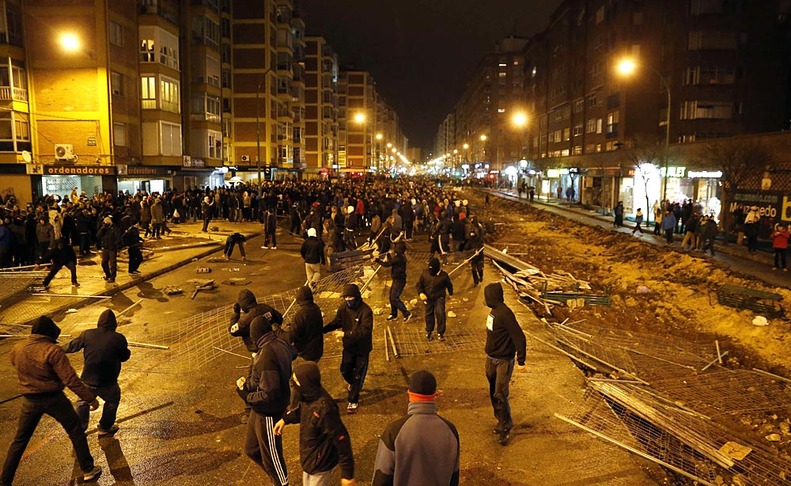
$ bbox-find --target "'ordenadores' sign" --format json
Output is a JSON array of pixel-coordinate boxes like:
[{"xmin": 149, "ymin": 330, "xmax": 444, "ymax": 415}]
[{"xmin": 44, "ymin": 165, "xmax": 117, "ymax": 176}]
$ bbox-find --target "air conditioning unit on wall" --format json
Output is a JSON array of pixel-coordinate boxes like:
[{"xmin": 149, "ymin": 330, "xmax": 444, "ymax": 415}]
[
  {"xmin": 54, "ymin": 144, "xmax": 77, "ymax": 162},
  {"xmin": 240, "ymin": 155, "xmax": 250, "ymax": 162}
]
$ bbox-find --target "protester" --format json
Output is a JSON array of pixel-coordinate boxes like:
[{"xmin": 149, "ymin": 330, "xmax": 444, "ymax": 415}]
[
  {"xmin": 40, "ymin": 237, "xmax": 79, "ymax": 289},
  {"xmin": 416, "ymin": 257, "xmax": 454, "ymax": 341},
  {"xmin": 238, "ymin": 315, "xmax": 294, "ymax": 486},
  {"xmin": 263, "ymin": 206, "xmax": 278, "ymax": 249},
  {"xmin": 300, "ymin": 228, "xmax": 325, "ymax": 289},
  {"xmin": 467, "ymin": 226, "xmax": 485, "ymax": 286},
  {"xmin": 274, "ymin": 362, "xmax": 356, "ymax": 486},
  {"xmin": 322, "ymin": 284, "xmax": 374, "ymax": 414},
  {"xmin": 372, "ymin": 370, "xmax": 460, "ymax": 486},
  {"xmin": 225, "ymin": 232, "xmax": 247, "ymax": 261},
  {"xmin": 97, "ymin": 216, "xmax": 121, "ymax": 283},
  {"xmin": 64, "ymin": 309, "xmax": 131, "ymax": 435},
  {"xmin": 123, "ymin": 222, "xmax": 144, "ymax": 275},
  {"xmin": 483, "ymin": 282, "xmax": 527, "ymax": 446},
  {"xmin": 201, "ymin": 196, "xmax": 214, "ymax": 232},
  {"xmin": 376, "ymin": 241, "xmax": 412, "ymax": 322},
  {"xmin": 1, "ymin": 316, "xmax": 102, "ymax": 484}
]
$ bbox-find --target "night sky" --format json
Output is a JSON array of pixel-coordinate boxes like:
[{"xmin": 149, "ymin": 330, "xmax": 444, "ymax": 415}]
[{"xmin": 300, "ymin": 0, "xmax": 564, "ymax": 157}]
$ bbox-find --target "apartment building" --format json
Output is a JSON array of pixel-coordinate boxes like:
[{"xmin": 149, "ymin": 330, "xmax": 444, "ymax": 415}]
[
  {"xmin": 304, "ymin": 35, "xmax": 338, "ymax": 174},
  {"xmin": 338, "ymin": 69, "xmax": 376, "ymax": 171}
]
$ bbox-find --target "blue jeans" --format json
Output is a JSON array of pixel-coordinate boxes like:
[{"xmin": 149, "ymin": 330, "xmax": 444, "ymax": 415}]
[
  {"xmin": 389, "ymin": 279, "xmax": 409, "ymax": 318},
  {"xmin": 2, "ymin": 392, "xmax": 95, "ymax": 483},
  {"xmin": 76, "ymin": 383, "xmax": 121, "ymax": 431}
]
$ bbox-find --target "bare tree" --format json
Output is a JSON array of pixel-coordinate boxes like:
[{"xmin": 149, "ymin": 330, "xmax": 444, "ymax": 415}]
[
  {"xmin": 622, "ymin": 136, "xmax": 664, "ymax": 223},
  {"xmin": 698, "ymin": 138, "xmax": 770, "ymax": 231}
]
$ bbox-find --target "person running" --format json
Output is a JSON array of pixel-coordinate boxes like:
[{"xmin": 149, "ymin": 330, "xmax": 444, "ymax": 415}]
[
  {"xmin": 238, "ymin": 315, "xmax": 294, "ymax": 486},
  {"xmin": 632, "ymin": 208, "xmax": 644, "ymax": 236},
  {"xmin": 1, "ymin": 316, "xmax": 102, "ymax": 484},
  {"xmin": 40, "ymin": 237, "xmax": 79, "ymax": 289},
  {"xmin": 64, "ymin": 309, "xmax": 131, "ymax": 436},
  {"xmin": 416, "ymin": 257, "xmax": 453, "ymax": 341},
  {"xmin": 274, "ymin": 362, "xmax": 356, "ymax": 486},
  {"xmin": 322, "ymin": 284, "xmax": 373, "ymax": 414},
  {"xmin": 484, "ymin": 282, "xmax": 527, "ymax": 446},
  {"xmin": 372, "ymin": 370, "xmax": 460, "ymax": 486},
  {"xmin": 376, "ymin": 241, "xmax": 412, "ymax": 322}
]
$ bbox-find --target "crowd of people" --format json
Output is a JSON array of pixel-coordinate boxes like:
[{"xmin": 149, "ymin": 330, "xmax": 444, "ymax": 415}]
[{"xmin": 2, "ymin": 175, "xmax": 527, "ymax": 486}]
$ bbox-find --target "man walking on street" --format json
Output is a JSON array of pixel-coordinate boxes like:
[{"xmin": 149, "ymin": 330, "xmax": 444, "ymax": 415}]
[
  {"xmin": 2, "ymin": 316, "xmax": 102, "ymax": 484},
  {"xmin": 238, "ymin": 316, "xmax": 294, "ymax": 486},
  {"xmin": 467, "ymin": 226, "xmax": 485, "ymax": 286},
  {"xmin": 40, "ymin": 237, "xmax": 79, "ymax": 289},
  {"xmin": 376, "ymin": 241, "xmax": 412, "ymax": 322},
  {"xmin": 123, "ymin": 222, "xmax": 144, "ymax": 275},
  {"xmin": 416, "ymin": 257, "xmax": 453, "ymax": 341},
  {"xmin": 64, "ymin": 309, "xmax": 131, "ymax": 435},
  {"xmin": 262, "ymin": 207, "xmax": 278, "ymax": 249},
  {"xmin": 300, "ymin": 228, "xmax": 325, "ymax": 289},
  {"xmin": 372, "ymin": 370, "xmax": 460, "ymax": 486},
  {"xmin": 322, "ymin": 284, "xmax": 373, "ymax": 414},
  {"xmin": 484, "ymin": 282, "xmax": 527, "ymax": 446},
  {"xmin": 97, "ymin": 216, "xmax": 121, "ymax": 283},
  {"xmin": 201, "ymin": 196, "xmax": 214, "ymax": 232},
  {"xmin": 274, "ymin": 362, "xmax": 356, "ymax": 486}
]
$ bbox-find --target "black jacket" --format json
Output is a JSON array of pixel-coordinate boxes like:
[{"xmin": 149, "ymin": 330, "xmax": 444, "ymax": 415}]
[
  {"xmin": 416, "ymin": 269, "xmax": 453, "ymax": 302},
  {"xmin": 283, "ymin": 363, "xmax": 354, "ymax": 478},
  {"xmin": 242, "ymin": 332, "xmax": 293, "ymax": 416},
  {"xmin": 97, "ymin": 224, "xmax": 122, "ymax": 251},
  {"xmin": 274, "ymin": 287, "xmax": 324, "ymax": 361},
  {"xmin": 323, "ymin": 300, "xmax": 374, "ymax": 354},
  {"xmin": 43, "ymin": 240, "xmax": 77, "ymax": 267},
  {"xmin": 300, "ymin": 236, "xmax": 326, "ymax": 265},
  {"xmin": 64, "ymin": 310, "xmax": 131, "ymax": 387},
  {"xmin": 484, "ymin": 283, "xmax": 526, "ymax": 365},
  {"xmin": 376, "ymin": 252, "xmax": 407, "ymax": 281},
  {"xmin": 230, "ymin": 290, "xmax": 284, "ymax": 353}
]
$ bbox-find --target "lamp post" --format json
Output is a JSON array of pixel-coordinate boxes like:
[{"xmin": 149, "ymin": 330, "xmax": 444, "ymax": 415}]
[
  {"xmin": 617, "ymin": 58, "xmax": 672, "ymax": 204},
  {"xmin": 256, "ymin": 68, "xmax": 273, "ymax": 192}
]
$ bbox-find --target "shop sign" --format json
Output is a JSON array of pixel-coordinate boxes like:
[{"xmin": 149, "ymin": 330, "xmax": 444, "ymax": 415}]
[
  {"xmin": 687, "ymin": 170, "xmax": 723, "ymax": 179},
  {"xmin": 729, "ymin": 190, "xmax": 791, "ymax": 223},
  {"xmin": 26, "ymin": 164, "xmax": 43, "ymax": 175},
  {"xmin": 184, "ymin": 157, "xmax": 205, "ymax": 168},
  {"xmin": 125, "ymin": 166, "xmax": 172, "ymax": 176},
  {"xmin": 659, "ymin": 166, "xmax": 686, "ymax": 177},
  {"xmin": 44, "ymin": 165, "xmax": 116, "ymax": 176},
  {"xmin": 546, "ymin": 168, "xmax": 569, "ymax": 178}
]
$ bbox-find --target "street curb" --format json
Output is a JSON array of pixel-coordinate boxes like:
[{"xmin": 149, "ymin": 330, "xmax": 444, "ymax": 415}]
[{"xmin": 16, "ymin": 230, "xmax": 263, "ymax": 327}]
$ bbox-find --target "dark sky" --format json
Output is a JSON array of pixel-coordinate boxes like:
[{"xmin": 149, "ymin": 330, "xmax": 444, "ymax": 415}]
[{"xmin": 300, "ymin": 0, "xmax": 564, "ymax": 156}]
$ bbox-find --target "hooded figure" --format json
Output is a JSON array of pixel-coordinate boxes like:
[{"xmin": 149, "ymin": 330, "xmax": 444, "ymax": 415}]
[
  {"xmin": 376, "ymin": 241, "xmax": 411, "ymax": 321},
  {"xmin": 4, "ymin": 317, "xmax": 102, "ymax": 484},
  {"xmin": 65, "ymin": 309, "xmax": 131, "ymax": 434},
  {"xmin": 273, "ymin": 286, "xmax": 324, "ymax": 362},
  {"xmin": 322, "ymin": 283, "xmax": 374, "ymax": 413},
  {"xmin": 483, "ymin": 282, "xmax": 527, "ymax": 445},
  {"xmin": 467, "ymin": 227, "xmax": 485, "ymax": 286},
  {"xmin": 229, "ymin": 290, "xmax": 284, "ymax": 353},
  {"xmin": 301, "ymin": 227, "xmax": 326, "ymax": 288},
  {"xmin": 276, "ymin": 362, "xmax": 355, "ymax": 483},
  {"xmin": 417, "ymin": 257, "xmax": 454, "ymax": 341}
]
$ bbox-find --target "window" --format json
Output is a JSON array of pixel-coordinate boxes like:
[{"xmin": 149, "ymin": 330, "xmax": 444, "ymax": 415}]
[
  {"xmin": 587, "ymin": 94, "xmax": 599, "ymax": 108},
  {"xmin": 110, "ymin": 71, "xmax": 124, "ymax": 96},
  {"xmin": 140, "ymin": 39, "xmax": 155, "ymax": 63},
  {"xmin": 684, "ymin": 66, "xmax": 736, "ymax": 85},
  {"xmin": 574, "ymin": 99, "xmax": 584, "ymax": 113},
  {"xmin": 573, "ymin": 145, "xmax": 582, "ymax": 155},
  {"xmin": 573, "ymin": 124, "xmax": 583, "ymax": 136},
  {"xmin": 554, "ymin": 130, "xmax": 562, "ymax": 142},
  {"xmin": 680, "ymin": 101, "xmax": 733, "ymax": 120},
  {"xmin": 109, "ymin": 21, "xmax": 124, "ymax": 47},
  {"xmin": 597, "ymin": 119, "xmax": 603, "ymax": 134},
  {"xmin": 563, "ymin": 128, "xmax": 570, "ymax": 141},
  {"xmin": 161, "ymin": 122, "xmax": 182, "ymax": 156},
  {"xmin": 606, "ymin": 111, "xmax": 619, "ymax": 135},
  {"xmin": 208, "ymin": 130, "xmax": 222, "ymax": 159},
  {"xmin": 548, "ymin": 131, "xmax": 555, "ymax": 143},
  {"xmin": 141, "ymin": 76, "xmax": 156, "ymax": 109},
  {"xmin": 591, "ymin": 62, "xmax": 601, "ymax": 76},
  {"xmin": 192, "ymin": 16, "xmax": 220, "ymax": 49},
  {"xmin": 586, "ymin": 118, "xmax": 597, "ymax": 133},
  {"xmin": 192, "ymin": 94, "xmax": 220, "ymax": 122},
  {"xmin": 113, "ymin": 123, "xmax": 127, "ymax": 146},
  {"xmin": 206, "ymin": 56, "xmax": 220, "ymax": 87},
  {"xmin": 688, "ymin": 31, "xmax": 739, "ymax": 50},
  {"xmin": 160, "ymin": 76, "xmax": 180, "ymax": 113}
]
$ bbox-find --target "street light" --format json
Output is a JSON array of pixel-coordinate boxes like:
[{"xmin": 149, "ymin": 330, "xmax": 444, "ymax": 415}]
[
  {"xmin": 59, "ymin": 32, "xmax": 81, "ymax": 53},
  {"xmin": 512, "ymin": 112, "xmax": 528, "ymax": 128},
  {"xmin": 354, "ymin": 112, "xmax": 366, "ymax": 124},
  {"xmin": 616, "ymin": 57, "xmax": 672, "ymax": 203},
  {"xmin": 256, "ymin": 68, "xmax": 273, "ymax": 191}
]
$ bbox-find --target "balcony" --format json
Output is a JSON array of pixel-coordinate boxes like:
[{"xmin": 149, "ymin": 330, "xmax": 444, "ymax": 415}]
[{"xmin": 0, "ymin": 86, "xmax": 28, "ymax": 102}]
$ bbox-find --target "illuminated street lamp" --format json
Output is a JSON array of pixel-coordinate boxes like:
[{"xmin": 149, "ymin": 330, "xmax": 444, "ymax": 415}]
[
  {"xmin": 59, "ymin": 33, "xmax": 81, "ymax": 53},
  {"xmin": 354, "ymin": 112, "xmax": 366, "ymax": 124},
  {"xmin": 512, "ymin": 112, "xmax": 528, "ymax": 128},
  {"xmin": 616, "ymin": 57, "xmax": 672, "ymax": 203}
]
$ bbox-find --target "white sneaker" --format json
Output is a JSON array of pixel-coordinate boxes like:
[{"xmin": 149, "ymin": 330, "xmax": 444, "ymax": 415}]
[{"xmin": 347, "ymin": 402, "xmax": 359, "ymax": 414}]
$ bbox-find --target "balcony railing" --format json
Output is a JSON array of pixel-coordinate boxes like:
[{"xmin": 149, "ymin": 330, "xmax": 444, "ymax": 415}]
[{"xmin": 0, "ymin": 86, "xmax": 28, "ymax": 102}]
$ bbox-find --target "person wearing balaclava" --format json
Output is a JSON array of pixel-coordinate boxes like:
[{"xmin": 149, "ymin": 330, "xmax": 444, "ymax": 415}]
[
  {"xmin": 65, "ymin": 309, "xmax": 131, "ymax": 435},
  {"xmin": 229, "ymin": 289, "xmax": 284, "ymax": 423},
  {"xmin": 416, "ymin": 257, "xmax": 453, "ymax": 341},
  {"xmin": 274, "ymin": 362, "xmax": 356, "ymax": 486},
  {"xmin": 322, "ymin": 283, "xmax": 373, "ymax": 414},
  {"xmin": 201, "ymin": 195, "xmax": 214, "ymax": 232},
  {"xmin": 40, "ymin": 236, "xmax": 80, "ymax": 289},
  {"xmin": 484, "ymin": 282, "xmax": 527, "ymax": 446},
  {"xmin": 301, "ymin": 227, "xmax": 326, "ymax": 289},
  {"xmin": 238, "ymin": 314, "xmax": 294, "ymax": 486},
  {"xmin": 372, "ymin": 370, "xmax": 460, "ymax": 486},
  {"xmin": 2, "ymin": 316, "xmax": 102, "ymax": 484},
  {"xmin": 376, "ymin": 241, "xmax": 412, "ymax": 322},
  {"xmin": 96, "ymin": 215, "xmax": 121, "ymax": 283}
]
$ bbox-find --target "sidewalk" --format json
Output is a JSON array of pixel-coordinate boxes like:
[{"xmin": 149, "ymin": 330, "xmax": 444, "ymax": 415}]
[
  {"xmin": 483, "ymin": 188, "xmax": 791, "ymax": 290},
  {"xmin": 0, "ymin": 220, "xmax": 264, "ymax": 329}
]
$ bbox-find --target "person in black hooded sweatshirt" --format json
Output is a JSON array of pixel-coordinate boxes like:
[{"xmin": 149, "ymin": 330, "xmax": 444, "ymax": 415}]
[
  {"xmin": 416, "ymin": 257, "xmax": 453, "ymax": 341},
  {"xmin": 483, "ymin": 282, "xmax": 527, "ymax": 446},
  {"xmin": 274, "ymin": 361, "xmax": 356, "ymax": 486},
  {"xmin": 322, "ymin": 284, "xmax": 373, "ymax": 414},
  {"xmin": 375, "ymin": 241, "xmax": 412, "ymax": 322},
  {"xmin": 40, "ymin": 236, "xmax": 79, "ymax": 289},
  {"xmin": 65, "ymin": 309, "xmax": 131, "ymax": 435},
  {"xmin": 238, "ymin": 314, "xmax": 294, "ymax": 486}
]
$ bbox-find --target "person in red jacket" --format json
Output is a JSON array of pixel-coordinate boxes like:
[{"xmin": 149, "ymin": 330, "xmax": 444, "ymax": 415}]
[{"xmin": 771, "ymin": 223, "xmax": 790, "ymax": 271}]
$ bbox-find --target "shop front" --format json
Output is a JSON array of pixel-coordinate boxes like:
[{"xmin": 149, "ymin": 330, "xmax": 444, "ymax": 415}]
[
  {"xmin": 117, "ymin": 165, "xmax": 175, "ymax": 195},
  {"xmin": 42, "ymin": 165, "xmax": 117, "ymax": 199}
]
